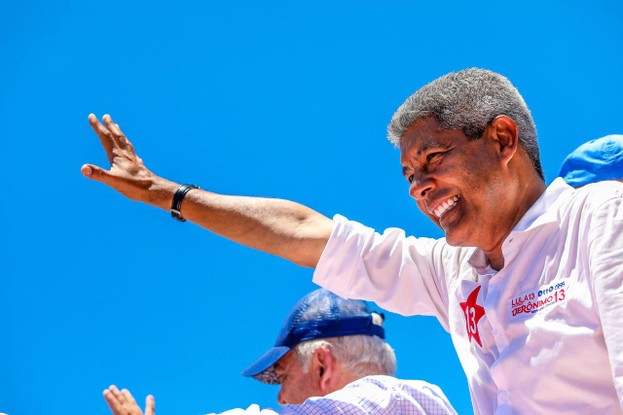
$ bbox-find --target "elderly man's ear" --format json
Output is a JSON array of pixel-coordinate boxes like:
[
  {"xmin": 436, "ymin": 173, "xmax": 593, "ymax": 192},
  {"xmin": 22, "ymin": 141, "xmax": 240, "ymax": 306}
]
[{"xmin": 311, "ymin": 347, "xmax": 338, "ymax": 393}]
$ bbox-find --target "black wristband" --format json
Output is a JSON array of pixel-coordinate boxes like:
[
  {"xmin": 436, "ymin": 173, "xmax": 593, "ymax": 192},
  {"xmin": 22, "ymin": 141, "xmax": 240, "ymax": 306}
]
[{"xmin": 171, "ymin": 184, "xmax": 199, "ymax": 222}]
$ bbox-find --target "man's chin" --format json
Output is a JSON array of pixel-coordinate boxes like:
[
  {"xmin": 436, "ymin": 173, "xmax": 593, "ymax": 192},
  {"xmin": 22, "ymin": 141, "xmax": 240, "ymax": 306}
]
[
  {"xmin": 444, "ymin": 234, "xmax": 460, "ymax": 246},
  {"xmin": 443, "ymin": 228, "xmax": 474, "ymax": 248}
]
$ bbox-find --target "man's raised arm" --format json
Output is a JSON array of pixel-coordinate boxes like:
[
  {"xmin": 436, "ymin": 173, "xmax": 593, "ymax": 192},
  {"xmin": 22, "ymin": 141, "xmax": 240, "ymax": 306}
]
[{"xmin": 81, "ymin": 114, "xmax": 333, "ymax": 268}]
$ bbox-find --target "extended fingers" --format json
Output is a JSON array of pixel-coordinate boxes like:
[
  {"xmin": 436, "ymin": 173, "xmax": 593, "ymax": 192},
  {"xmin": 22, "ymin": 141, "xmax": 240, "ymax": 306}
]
[
  {"xmin": 121, "ymin": 388, "xmax": 139, "ymax": 406},
  {"xmin": 103, "ymin": 385, "xmax": 126, "ymax": 413},
  {"xmin": 103, "ymin": 114, "xmax": 129, "ymax": 144},
  {"xmin": 145, "ymin": 395, "xmax": 155, "ymax": 415},
  {"xmin": 89, "ymin": 113, "xmax": 118, "ymax": 162},
  {"xmin": 102, "ymin": 113, "xmax": 139, "ymax": 155},
  {"xmin": 103, "ymin": 385, "xmax": 146, "ymax": 415},
  {"xmin": 105, "ymin": 384, "xmax": 125, "ymax": 401}
]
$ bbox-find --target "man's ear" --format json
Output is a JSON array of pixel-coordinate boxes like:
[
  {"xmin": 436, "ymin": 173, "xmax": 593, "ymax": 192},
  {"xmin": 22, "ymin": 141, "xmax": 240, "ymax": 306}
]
[
  {"xmin": 311, "ymin": 347, "xmax": 336, "ymax": 392},
  {"xmin": 487, "ymin": 115, "xmax": 519, "ymax": 165}
]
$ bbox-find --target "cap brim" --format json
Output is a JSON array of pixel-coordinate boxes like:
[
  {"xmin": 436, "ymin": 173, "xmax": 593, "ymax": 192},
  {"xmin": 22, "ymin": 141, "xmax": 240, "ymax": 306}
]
[{"xmin": 242, "ymin": 345, "xmax": 290, "ymax": 380}]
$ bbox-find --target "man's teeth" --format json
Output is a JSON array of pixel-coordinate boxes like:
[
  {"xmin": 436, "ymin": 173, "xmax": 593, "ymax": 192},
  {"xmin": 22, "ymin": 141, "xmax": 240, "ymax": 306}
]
[{"xmin": 434, "ymin": 196, "xmax": 460, "ymax": 218}]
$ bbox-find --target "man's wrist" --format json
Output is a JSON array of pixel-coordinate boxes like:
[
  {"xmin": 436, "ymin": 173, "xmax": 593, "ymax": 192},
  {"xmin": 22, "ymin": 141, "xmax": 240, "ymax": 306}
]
[
  {"xmin": 142, "ymin": 178, "xmax": 182, "ymax": 210},
  {"xmin": 171, "ymin": 184, "xmax": 200, "ymax": 221}
]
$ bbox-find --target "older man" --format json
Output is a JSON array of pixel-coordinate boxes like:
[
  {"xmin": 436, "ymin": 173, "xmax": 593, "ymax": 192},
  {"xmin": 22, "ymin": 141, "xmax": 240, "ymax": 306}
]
[
  {"xmin": 103, "ymin": 289, "xmax": 457, "ymax": 414},
  {"xmin": 83, "ymin": 68, "xmax": 623, "ymax": 414}
]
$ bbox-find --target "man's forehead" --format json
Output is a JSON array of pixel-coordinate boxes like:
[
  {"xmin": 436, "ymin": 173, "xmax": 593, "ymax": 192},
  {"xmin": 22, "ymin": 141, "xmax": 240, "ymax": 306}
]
[{"xmin": 400, "ymin": 118, "xmax": 453, "ymax": 153}]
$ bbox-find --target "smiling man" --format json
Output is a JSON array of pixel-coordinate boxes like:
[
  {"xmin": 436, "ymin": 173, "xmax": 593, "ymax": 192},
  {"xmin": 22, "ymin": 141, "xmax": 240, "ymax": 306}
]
[
  {"xmin": 84, "ymin": 68, "xmax": 623, "ymax": 414},
  {"xmin": 103, "ymin": 289, "xmax": 457, "ymax": 415},
  {"xmin": 397, "ymin": 114, "xmax": 544, "ymax": 269}
]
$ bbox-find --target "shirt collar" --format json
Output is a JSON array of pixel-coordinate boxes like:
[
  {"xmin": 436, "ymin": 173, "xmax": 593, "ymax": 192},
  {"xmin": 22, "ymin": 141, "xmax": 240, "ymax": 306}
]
[
  {"xmin": 467, "ymin": 248, "xmax": 496, "ymax": 277},
  {"xmin": 512, "ymin": 177, "xmax": 572, "ymax": 231},
  {"xmin": 466, "ymin": 178, "xmax": 573, "ymax": 274}
]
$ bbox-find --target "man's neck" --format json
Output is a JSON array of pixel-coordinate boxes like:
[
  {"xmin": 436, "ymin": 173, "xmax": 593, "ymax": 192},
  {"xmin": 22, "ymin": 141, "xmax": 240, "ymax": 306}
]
[{"xmin": 485, "ymin": 178, "xmax": 548, "ymax": 271}]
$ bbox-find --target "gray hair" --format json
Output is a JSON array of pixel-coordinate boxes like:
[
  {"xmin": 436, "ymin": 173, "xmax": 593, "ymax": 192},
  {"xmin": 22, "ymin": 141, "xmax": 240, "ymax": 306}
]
[
  {"xmin": 294, "ymin": 300, "xmax": 397, "ymax": 377},
  {"xmin": 294, "ymin": 334, "xmax": 397, "ymax": 378},
  {"xmin": 387, "ymin": 68, "xmax": 544, "ymax": 181}
]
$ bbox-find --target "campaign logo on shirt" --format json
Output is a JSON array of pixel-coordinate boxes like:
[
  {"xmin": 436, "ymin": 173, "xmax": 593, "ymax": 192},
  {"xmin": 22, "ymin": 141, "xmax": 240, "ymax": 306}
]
[
  {"xmin": 460, "ymin": 286, "xmax": 485, "ymax": 347},
  {"xmin": 510, "ymin": 281, "xmax": 567, "ymax": 317}
]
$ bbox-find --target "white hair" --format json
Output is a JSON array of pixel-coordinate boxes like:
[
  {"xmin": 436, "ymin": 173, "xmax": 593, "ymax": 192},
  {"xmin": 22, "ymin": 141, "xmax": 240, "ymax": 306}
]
[{"xmin": 294, "ymin": 333, "xmax": 397, "ymax": 377}]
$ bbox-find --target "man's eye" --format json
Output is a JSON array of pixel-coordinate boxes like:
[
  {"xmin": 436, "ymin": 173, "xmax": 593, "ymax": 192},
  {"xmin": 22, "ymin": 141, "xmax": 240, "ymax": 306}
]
[
  {"xmin": 426, "ymin": 152, "xmax": 442, "ymax": 162},
  {"xmin": 407, "ymin": 174, "xmax": 414, "ymax": 184}
]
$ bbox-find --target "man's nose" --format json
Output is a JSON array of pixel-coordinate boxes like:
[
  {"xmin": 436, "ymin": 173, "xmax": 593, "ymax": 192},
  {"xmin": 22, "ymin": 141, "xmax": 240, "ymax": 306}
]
[
  {"xmin": 277, "ymin": 388, "xmax": 287, "ymax": 405},
  {"xmin": 409, "ymin": 174, "xmax": 435, "ymax": 200}
]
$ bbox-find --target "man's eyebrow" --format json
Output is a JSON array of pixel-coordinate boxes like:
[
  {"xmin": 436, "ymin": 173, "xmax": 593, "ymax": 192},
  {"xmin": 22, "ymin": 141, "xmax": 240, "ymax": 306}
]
[
  {"xmin": 407, "ymin": 140, "xmax": 447, "ymax": 158},
  {"xmin": 420, "ymin": 141, "xmax": 446, "ymax": 152},
  {"xmin": 401, "ymin": 140, "xmax": 448, "ymax": 176}
]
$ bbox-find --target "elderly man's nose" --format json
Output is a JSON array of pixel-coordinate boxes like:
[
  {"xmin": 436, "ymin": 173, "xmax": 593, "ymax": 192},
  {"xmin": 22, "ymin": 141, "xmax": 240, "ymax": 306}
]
[{"xmin": 277, "ymin": 388, "xmax": 287, "ymax": 405}]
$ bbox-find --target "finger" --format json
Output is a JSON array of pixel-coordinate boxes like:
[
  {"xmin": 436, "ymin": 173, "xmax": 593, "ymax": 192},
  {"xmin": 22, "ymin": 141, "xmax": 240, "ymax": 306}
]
[
  {"xmin": 88, "ymin": 113, "xmax": 118, "ymax": 163},
  {"xmin": 81, "ymin": 163, "xmax": 113, "ymax": 183},
  {"xmin": 102, "ymin": 114, "xmax": 125, "ymax": 140},
  {"xmin": 103, "ymin": 385, "xmax": 124, "ymax": 412},
  {"xmin": 145, "ymin": 395, "xmax": 155, "ymax": 415},
  {"xmin": 81, "ymin": 163, "xmax": 97, "ymax": 177},
  {"xmin": 117, "ymin": 122, "xmax": 137, "ymax": 153},
  {"xmin": 101, "ymin": 114, "xmax": 140, "ymax": 158},
  {"xmin": 81, "ymin": 163, "xmax": 132, "ymax": 191},
  {"xmin": 111, "ymin": 385, "xmax": 126, "ymax": 403},
  {"xmin": 121, "ymin": 388, "xmax": 138, "ymax": 406},
  {"xmin": 103, "ymin": 114, "xmax": 135, "ymax": 151}
]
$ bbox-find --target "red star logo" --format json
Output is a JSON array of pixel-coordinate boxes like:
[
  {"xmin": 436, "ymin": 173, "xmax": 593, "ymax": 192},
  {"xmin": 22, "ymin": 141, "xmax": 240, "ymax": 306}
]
[{"xmin": 460, "ymin": 286, "xmax": 485, "ymax": 347}]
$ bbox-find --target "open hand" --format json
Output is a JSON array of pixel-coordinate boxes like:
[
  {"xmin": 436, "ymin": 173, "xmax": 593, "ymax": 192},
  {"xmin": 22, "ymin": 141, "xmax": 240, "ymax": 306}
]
[
  {"xmin": 103, "ymin": 385, "xmax": 155, "ymax": 415},
  {"xmin": 82, "ymin": 114, "xmax": 160, "ymax": 203}
]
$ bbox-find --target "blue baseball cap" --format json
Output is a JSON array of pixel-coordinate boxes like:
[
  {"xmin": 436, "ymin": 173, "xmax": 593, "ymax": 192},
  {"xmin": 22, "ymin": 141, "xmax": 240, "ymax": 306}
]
[
  {"xmin": 559, "ymin": 134, "xmax": 623, "ymax": 187},
  {"xmin": 242, "ymin": 289, "xmax": 385, "ymax": 384}
]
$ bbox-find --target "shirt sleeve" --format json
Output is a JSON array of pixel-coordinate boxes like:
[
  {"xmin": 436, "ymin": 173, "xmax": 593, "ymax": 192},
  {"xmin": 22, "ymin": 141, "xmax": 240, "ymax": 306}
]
[
  {"xmin": 587, "ymin": 184, "xmax": 623, "ymax": 409},
  {"xmin": 313, "ymin": 215, "xmax": 461, "ymax": 330}
]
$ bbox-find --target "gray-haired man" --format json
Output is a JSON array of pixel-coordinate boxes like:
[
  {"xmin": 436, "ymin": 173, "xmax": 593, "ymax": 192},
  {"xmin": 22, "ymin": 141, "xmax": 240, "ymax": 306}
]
[{"xmin": 104, "ymin": 289, "xmax": 457, "ymax": 414}]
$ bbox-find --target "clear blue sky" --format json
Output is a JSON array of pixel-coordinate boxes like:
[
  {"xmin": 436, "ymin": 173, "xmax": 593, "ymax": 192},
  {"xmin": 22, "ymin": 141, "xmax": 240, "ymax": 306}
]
[{"xmin": 1, "ymin": 1, "xmax": 621, "ymax": 414}]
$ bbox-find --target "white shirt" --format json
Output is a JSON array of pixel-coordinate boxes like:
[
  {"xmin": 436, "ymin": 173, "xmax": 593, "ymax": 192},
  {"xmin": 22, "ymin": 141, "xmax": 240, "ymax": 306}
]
[
  {"xmin": 205, "ymin": 375, "xmax": 457, "ymax": 415},
  {"xmin": 313, "ymin": 178, "xmax": 623, "ymax": 415}
]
